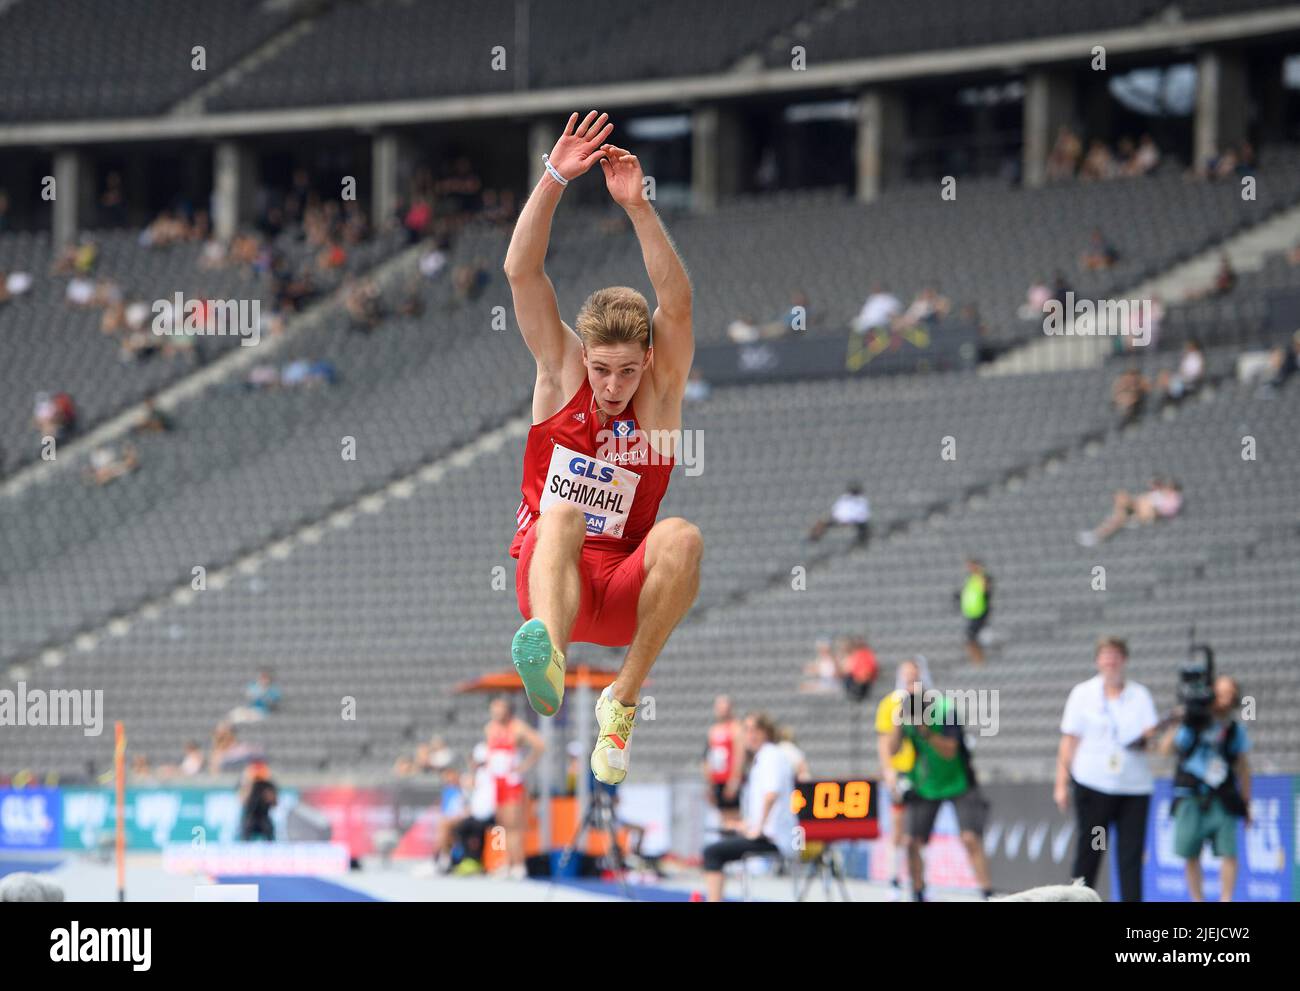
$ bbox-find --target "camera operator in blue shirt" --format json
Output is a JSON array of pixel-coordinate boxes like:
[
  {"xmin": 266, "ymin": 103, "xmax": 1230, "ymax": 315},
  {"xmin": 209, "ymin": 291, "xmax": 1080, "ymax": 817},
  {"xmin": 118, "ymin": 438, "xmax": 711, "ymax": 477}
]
[{"xmin": 1157, "ymin": 674, "xmax": 1251, "ymax": 902}]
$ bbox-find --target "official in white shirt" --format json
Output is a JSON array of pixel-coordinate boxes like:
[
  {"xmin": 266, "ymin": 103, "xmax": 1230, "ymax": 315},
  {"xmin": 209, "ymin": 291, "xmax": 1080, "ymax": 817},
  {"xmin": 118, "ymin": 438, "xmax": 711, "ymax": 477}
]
[
  {"xmin": 1054, "ymin": 637, "xmax": 1160, "ymax": 901},
  {"xmin": 702, "ymin": 712, "xmax": 797, "ymax": 901}
]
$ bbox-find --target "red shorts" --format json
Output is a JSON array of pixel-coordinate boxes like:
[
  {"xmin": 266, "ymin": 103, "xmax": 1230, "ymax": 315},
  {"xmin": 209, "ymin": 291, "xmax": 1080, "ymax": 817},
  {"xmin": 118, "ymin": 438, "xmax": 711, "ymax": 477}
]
[
  {"xmin": 496, "ymin": 778, "xmax": 525, "ymax": 806},
  {"xmin": 515, "ymin": 525, "xmax": 649, "ymax": 648}
]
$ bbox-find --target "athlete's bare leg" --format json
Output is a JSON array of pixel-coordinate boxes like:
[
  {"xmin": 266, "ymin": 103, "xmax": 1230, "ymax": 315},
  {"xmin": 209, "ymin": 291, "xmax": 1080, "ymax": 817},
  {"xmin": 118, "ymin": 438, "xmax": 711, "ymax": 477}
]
[
  {"xmin": 610, "ymin": 517, "xmax": 703, "ymax": 704},
  {"xmin": 528, "ymin": 503, "xmax": 587, "ymax": 653}
]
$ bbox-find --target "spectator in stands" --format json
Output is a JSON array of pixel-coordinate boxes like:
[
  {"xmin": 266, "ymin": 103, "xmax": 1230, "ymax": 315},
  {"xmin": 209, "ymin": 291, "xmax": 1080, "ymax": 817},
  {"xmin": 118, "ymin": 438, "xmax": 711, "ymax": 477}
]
[
  {"xmin": 1111, "ymin": 366, "xmax": 1151, "ymax": 426},
  {"xmin": 852, "ymin": 284, "xmax": 902, "ymax": 335},
  {"xmin": 703, "ymin": 695, "xmax": 745, "ymax": 831},
  {"xmin": 64, "ymin": 273, "xmax": 96, "ymax": 308},
  {"xmin": 884, "ymin": 663, "xmax": 993, "ymax": 900},
  {"xmin": 1079, "ymin": 228, "xmax": 1119, "ymax": 272},
  {"xmin": 84, "ymin": 443, "xmax": 140, "ymax": 487},
  {"xmin": 839, "ymin": 635, "xmax": 879, "ymax": 703},
  {"xmin": 1077, "ymin": 477, "xmax": 1183, "ymax": 546},
  {"xmin": 394, "ymin": 742, "xmax": 435, "ymax": 777},
  {"xmin": 0, "ymin": 188, "xmax": 10, "ymax": 232},
  {"xmin": 898, "ymin": 287, "xmax": 950, "ymax": 330},
  {"xmin": 1019, "ymin": 278, "xmax": 1052, "ymax": 320},
  {"xmin": 139, "ymin": 209, "xmax": 190, "ymax": 249},
  {"xmin": 119, "ymin": 325, "xmax": 161, "ymax": 363},
  {"xmin": 209, "ymin": 722, "xmax": 263, "ymax": 773},
  {"xmin": 751, "ymin": 290, "xmax": 811, "ymax": 339},
  {"xmin": 100, "ymin": 299, "xmax": 127, "ymax": 336},
  {"xmin": 702, "ymin": 711, "xmax": 797, "ymax": 901},
  {"xmin": 158, "ymin": 741, "xmax": 205, "ymax": 779},
  {"xmin": 99, "ymin": 172, "xmax": 128, "ymax": 228},
  {"xmin": 233, "ymin": 669, "xmax": 282, "ymax": 723},
  {"xmin": 419, "ymin": 244, "xmax": 448, "ymax": 280},
  {"xmin": 281, "ymin": 358, "xmax": 338, "ymax": 389},
  {"xmin": 1263, "ymin": 330, "xmax": 1300, "ymax": 390},
  {"xmin": 1157, "ymin": 674, "xmax": 1251, "ymax": 902},
  {"xmin": 956, "ymin": 558, "xmax": 993, "ymax": 666},
  {"xmin": 1155, "ymin": 338, "xmax": 1205, "ymax": 404},
  {"xmin": 1046, "ymin": 125, "xmax": 1082, "ymax": 181},
  {"xmin": 1050, "ymin": 270, "xmax": 1073, "ymax": 306},
  {"xmin": 726, "ymin": 312, "xmax": 760, "ymax": 342},
  {"xmin": 807, "ymin": 481, "xmax": 871, "ymax": 546},
  {"xmin": 799, "ymin": 637, "xmax": 840, "ymax": 695},
  {"xmin": 1118, "ymin": 293, "xmax": 1162, "ymax": 353},
  {"xmin": 1079, "ymin": 139, "xmax": 1116, "ymax": 181},
  {"xmin": 129, "ymin": 754, "xmax": 156, "ymax": 783},
  {"xmin": 1055, "ymin": 636, "xmax": 1159, "ymax": 902},
  {"xmin": 52, "ymin": 237, "xmax": 98, "ymax": 276},
  {"xmin": 3, "ymin": 268, "xmax": 33, "ymax": 300},
  {"xmin": 33, "ymin": 391, "xmax": 76, "ymax": 444},
  {"xmin": 1130, "ymin": 134, "xmax": 1161, "ymax": 176},
  {"xmin": 132, "ymin": 399, "xmax": 174, "ymax": 435},
  {"xmin": 316, "ymin": 240, "xmax": 347, "ymax": 272},
  {"xmin": 1207, "ymin": 253, "xmax": 1236, "ymax": 298},
  {"xmin": 403, "ymin": 197, "xmax": 434, "ymax": 243},
  {"xmin": 345, "ymin": 276, "xmax": 383, "ymax": 332}
]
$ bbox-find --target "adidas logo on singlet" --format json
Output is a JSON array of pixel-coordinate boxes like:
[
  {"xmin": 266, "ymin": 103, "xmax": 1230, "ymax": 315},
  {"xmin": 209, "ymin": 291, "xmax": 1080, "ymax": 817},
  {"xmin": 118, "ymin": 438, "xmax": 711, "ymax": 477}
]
[{"xmin": 572, "ymin": 412, "xmax": 586, "ymax": 423}]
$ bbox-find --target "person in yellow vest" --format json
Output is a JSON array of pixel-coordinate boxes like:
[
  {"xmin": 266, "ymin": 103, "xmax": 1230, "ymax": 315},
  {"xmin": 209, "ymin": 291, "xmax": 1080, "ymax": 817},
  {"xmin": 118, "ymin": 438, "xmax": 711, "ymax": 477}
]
[
  {"xmin": 875, "ymin": 657, "xmax": 926, "ymax": 900},
  {"xmin": 956, "ymin": 558, "xmax": 993, "ymax": 666}
]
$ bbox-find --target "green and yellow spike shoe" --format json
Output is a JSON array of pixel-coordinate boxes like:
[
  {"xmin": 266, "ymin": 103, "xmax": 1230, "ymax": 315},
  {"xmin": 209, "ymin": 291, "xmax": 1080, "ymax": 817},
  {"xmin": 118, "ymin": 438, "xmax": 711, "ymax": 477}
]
[
  {"xmin": 591, "ymin": 686, "xmax": 637, "ymax": 785},
  {"xmin": 511, "ymin": 618, "xmax": 566, "ymax": 717}
]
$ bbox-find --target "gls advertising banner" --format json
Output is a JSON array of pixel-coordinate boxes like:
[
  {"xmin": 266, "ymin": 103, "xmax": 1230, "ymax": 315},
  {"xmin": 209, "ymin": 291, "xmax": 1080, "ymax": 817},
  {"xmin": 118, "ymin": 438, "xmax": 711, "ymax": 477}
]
[{"xmin": 0, "ymin": 787, "xmax": 61, "ymax": 850}]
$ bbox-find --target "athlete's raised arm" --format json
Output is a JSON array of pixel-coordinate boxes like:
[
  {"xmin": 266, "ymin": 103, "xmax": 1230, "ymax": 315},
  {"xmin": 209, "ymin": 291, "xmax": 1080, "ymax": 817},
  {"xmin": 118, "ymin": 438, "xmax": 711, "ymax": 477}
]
[
  {"xmin": 503, "ymin": 111, "xmax": 613, "ymax": 378},
  {"xmin": 599, "ymin": 143, "xmax": 694, "ymax": 390}
]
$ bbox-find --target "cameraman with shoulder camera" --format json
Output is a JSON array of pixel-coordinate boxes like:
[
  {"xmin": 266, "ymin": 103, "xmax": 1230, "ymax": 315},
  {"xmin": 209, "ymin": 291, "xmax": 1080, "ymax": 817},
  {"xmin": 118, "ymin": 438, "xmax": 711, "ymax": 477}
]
[{"xmin": 1157, "ymin": 673, "xmax": 1252, "ymax": 902}]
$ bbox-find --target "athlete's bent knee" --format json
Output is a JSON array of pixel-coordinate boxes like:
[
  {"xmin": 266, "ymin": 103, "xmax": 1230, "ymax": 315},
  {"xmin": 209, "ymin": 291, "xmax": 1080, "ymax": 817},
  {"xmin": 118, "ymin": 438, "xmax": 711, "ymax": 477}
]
[
  {"xmin": 537, "ymin": 502, "xmax": 587, "ymax": 540},
  {"xmin": 652, "ymin": 518, "xmax": 703, "ymax": 569}
]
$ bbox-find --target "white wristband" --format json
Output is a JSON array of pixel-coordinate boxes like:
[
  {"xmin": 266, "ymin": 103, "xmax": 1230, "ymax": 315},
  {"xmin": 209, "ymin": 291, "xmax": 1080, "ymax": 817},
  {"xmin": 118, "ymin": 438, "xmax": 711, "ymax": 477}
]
[{"xmin": 542, "ymin": 154, "xmax": 569, "ymax": 187}]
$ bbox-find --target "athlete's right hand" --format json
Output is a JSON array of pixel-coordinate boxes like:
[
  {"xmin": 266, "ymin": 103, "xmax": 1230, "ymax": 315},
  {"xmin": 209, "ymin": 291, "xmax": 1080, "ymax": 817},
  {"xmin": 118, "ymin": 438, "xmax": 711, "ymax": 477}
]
[
  {"xmin": 547, "ymin": 111, "xmax": 615, "ymax": 182},
  {"xmin": 1053, "ymin": 780, "xmax": 1069, "ymax": 813}
]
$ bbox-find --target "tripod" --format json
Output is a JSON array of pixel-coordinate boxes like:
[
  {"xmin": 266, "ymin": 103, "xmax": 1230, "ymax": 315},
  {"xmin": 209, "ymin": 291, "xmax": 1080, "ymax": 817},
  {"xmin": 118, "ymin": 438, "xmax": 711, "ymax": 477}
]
[{"xmin": 549, "ymin": 786, "xmax": 631, "ymax": 900}]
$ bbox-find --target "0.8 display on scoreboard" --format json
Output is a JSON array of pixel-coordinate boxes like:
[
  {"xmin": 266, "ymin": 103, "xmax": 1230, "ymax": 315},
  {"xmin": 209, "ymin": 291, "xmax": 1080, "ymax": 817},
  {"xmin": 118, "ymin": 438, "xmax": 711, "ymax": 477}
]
[{"xmin": 789, "ymin": 779, "xmax": 880, "ymax": 841}]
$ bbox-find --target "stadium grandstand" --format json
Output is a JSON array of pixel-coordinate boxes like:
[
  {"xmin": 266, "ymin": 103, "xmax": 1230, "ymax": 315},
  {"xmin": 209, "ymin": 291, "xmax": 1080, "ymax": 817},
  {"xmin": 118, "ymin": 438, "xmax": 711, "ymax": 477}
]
[{"xmin": 0, "ymin": 0, "xmax": 1298, "ymax": 915}]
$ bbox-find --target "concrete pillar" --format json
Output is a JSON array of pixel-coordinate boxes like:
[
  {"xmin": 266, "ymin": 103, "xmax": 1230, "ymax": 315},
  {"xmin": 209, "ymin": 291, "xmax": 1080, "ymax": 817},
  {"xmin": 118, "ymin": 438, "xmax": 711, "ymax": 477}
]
[
  {"xmin": 1195, "ymin": 49, "xmax": 1249, "ymax": 170},
  {"xmin": 370, "ymin": 131, "xmax": 410, "ymax": 229},
  {"xmin": 52, "ymin": 149, "xmax": 90, "ymax": 248},
  {"xmin": 692, "ymin": 106, "xmax": 744, "ymax": 213},
  {"xmin": 527, "ymin": 119, "xmax": 553, "ymax": 185},
  {"xmin": 855, "ymin": 89, "xmax": 906, "ymax": 203},
  {"xmin": 212, "ymin": 141, "xmax": 258, "ymax": 242},
  {"xmin": 1023, "ymin": 70, "xmax": 1076, "ymax": 188}
]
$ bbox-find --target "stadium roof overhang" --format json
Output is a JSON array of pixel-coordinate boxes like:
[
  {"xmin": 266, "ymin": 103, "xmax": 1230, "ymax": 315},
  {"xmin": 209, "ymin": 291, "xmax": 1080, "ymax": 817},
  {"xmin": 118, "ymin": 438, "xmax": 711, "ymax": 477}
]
[{"xmin": 1, "ymin": 7, "xmax": 1298, "ymax": 147}]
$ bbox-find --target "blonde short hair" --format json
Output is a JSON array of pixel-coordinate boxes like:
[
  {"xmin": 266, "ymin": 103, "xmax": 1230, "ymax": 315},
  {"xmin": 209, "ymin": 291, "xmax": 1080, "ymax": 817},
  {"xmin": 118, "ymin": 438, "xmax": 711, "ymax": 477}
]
[{"xmin": 576, "ymin": 286, "xmax": 651, "ymax": 350}]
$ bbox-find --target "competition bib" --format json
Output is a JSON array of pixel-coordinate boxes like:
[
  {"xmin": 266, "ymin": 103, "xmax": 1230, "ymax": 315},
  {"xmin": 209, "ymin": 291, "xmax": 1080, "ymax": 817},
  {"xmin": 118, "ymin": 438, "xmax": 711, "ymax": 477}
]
[
  {"xmin": 708, "ymin": 746, "xmax": 730, "ymax": 774},
  {"xmin": 539, "ymin": 442, "xmax": 640, "ymax": 539}
]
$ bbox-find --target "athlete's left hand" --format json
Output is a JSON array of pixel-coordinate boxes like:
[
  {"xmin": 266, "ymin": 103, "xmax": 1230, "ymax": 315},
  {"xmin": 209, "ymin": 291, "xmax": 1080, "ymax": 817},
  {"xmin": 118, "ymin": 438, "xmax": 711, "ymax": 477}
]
[{"xmin": 599, "ymin": 144, "xmax": 647, "ymax": 210}]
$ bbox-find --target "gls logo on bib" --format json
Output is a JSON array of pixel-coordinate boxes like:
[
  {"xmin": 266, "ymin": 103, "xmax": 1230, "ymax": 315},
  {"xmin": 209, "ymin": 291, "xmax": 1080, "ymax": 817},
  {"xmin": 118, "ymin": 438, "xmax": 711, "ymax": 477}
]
[{"xmin": 539, "ymin": 442, "xmax": 640, "ymax": 538}]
